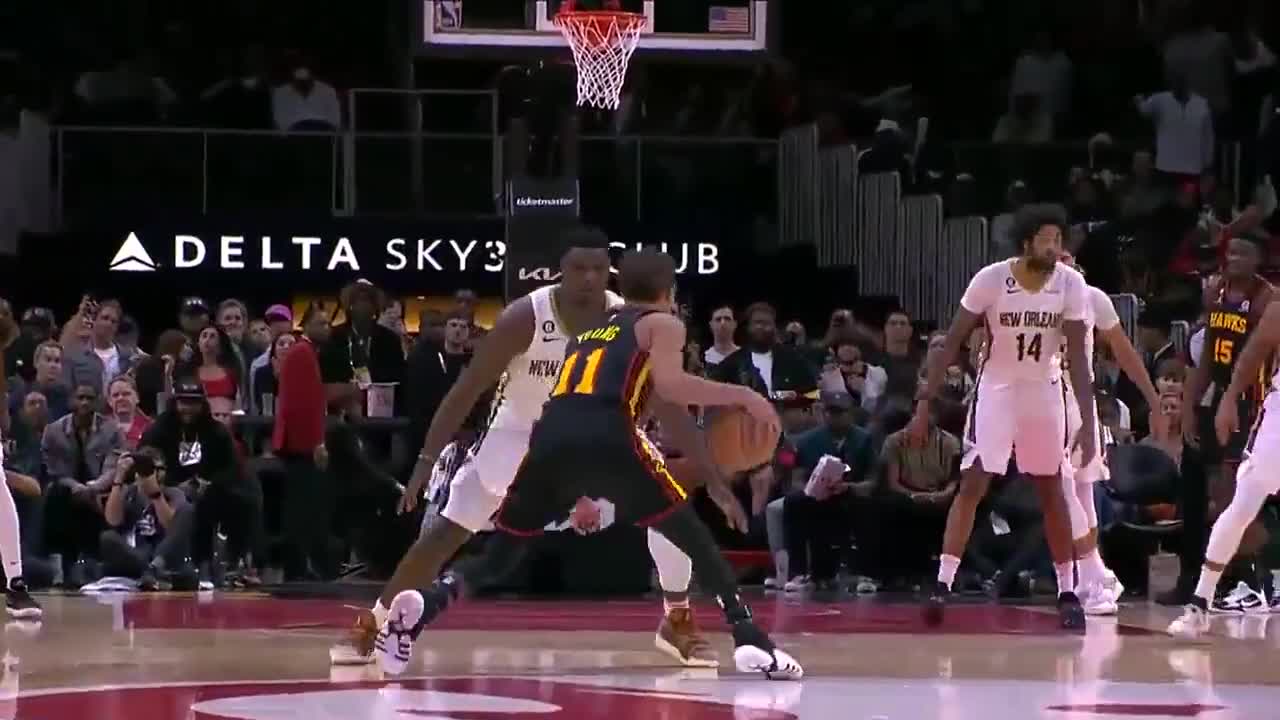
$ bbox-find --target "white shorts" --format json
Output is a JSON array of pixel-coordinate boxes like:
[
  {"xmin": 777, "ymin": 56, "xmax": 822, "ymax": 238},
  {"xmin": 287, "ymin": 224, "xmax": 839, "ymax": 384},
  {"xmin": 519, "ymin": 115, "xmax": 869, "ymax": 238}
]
[
  {"xmin": 1064, "ymin": 384, "xmax": 1108, "ymax": 484},
  {"xmin": 439, "ymin": 427, "xmax": 530, "ymax": 533},
  {"xmin": 962, "ymin": 379, "xmax": 1068, "ymax": 477},
  {"xmin": 1237, "ymin": 392, "xmax": 1280, "ymax": 496}
]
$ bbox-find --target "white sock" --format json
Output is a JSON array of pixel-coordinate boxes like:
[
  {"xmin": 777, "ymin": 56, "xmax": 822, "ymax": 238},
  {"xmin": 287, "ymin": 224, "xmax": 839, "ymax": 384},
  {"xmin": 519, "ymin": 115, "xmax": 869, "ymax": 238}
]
[
  {"xmin": 1054, "ymin": 562, "xmax": 1074, "ymax": 595},
  {"xmin": 372, "ymin": 598, "xmax": 389, "ymax": 626},
  {"xmin": 0, "ymin": 479, "xmax": 23, "ymax": 586},
  {"xmin": 1194, "ymin": 567, "xmax": 1224, "ymax": 604},
  {"xmin": 1076, "ymin": 549, "xmax": 1107, "ymax": 590},
  {"xmin": 647, "ymin": 528, "xmax": 692, "ymax": 594},
  {"xmin": 937, "ymin": 554, "xmax": 960, "ymax": 589}
]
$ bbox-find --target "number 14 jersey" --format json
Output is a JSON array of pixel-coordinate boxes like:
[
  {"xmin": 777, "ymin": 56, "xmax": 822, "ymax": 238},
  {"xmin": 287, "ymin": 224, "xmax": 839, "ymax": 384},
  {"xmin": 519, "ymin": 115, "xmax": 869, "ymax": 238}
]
[{"xmin": 960, "ymin": 259, "xmax": 1088, "ymax": 386}]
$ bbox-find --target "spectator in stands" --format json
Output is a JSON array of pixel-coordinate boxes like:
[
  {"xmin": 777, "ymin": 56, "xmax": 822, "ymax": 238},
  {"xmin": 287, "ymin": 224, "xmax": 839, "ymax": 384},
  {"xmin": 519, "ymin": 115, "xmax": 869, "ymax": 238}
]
[
  {"xmin": 216, "ymin": 299, "xmax": 252, "ymax": 398},
  {"xmin": 272, "ymin": 56, "xmax": 342, "ymax": 131},
  {"xmin": 781, "ymin": 391, "xmax": 877, "ymax": 592},
  {"xmin": 876, "ymin": 309, "xmax": 922, "ymax": 399},
  {"xmin": 379, "ymin": 298, "xmax": 411, "ymax": 356},
  {"xmin": 181, "ymin": 325, "xmax": 241, "ymax": 409},
  {"xmin": 133, "ymin": 330, "xmax": 191, "ymax": 418},
  {"xmin": 178, "ymin": 297, "xmax": 211, "ymax": 342},
  {"xmin": 405, "ymin": 310, "xmax": 471, "ymax": 462},
  {"xmin": 833, "ymin": 340, "xmax": 886, "ymax": 412},
  {"xmin": 1162, "ymin": 6, "xmax": 1232, "ymax": 122},
  {"xmin": 118, "ymin": 315, "xmax": 143, "ymax": 360},
  {"xmin": 42, "ymin": 383, "xmax": 120, "ymax": 583},
  {"xmin": 200, "ymin": 45, "xmax": 273, "ymax": 129},
  {"xmin": 1009, "ymin": 29, "xmax": 1072, "ymax": 119},
  {"xmin": 857, "ymin": 119, "xmax": 912, "ymax": 176},
  {"xmin": 253, "ymin": 332, "xmax": 297, "ymax": 415},
  {"xmin": 711, "ymin": 302, "xmax": 818, "ymax": 401},
  {"xmin": 9, "ymin": 340, "xmax": 69, "ymax": 419},
  {"xmin": 7, "ymin": 307, "xmax": 55, "ymax": 383},
  {"xmin": 1117, "ymin": 149, "xmax": 1166, "ymax": 220},
  {"xmin": 274, "ymin": 306, "xmax": 334, "ymax": 580},
  {"xmin": 247, "ymin": 319, "xmax": 271, "ymax": 357},
  {"xmin": 66, "ymin": 299, "xmax": 134, "ymax": 395},
  {"xmin": 1135, "ymin": 72, "xmax": 1215, "ymax": 183},
  {"xmin": 703, "ymin": 304, "xmax": 738, "ymax": 366},
  {"xmin": 108, "ymin": 375, "xmax": 151, "ymax": 450},
  {"xmin": 4, "ymin": 391, "xmax": 48, "ymax": 480},
  {"xmin": 2, "ymin": 392, "xmax": 53, "ymax": 588},
  {"xmin": 100, "ymin": 445, "xmax": 194, "ymax": 589},
  {"xmin": 248, "ymin": 305, "xmax": 295, "ymax": 407},
  {"xmin": 452, "ymin": 288, "xmax": 488, "ymax": 347},
  {"xmin": 1155, "ymin": 357, "xmax": 1187, "ymax": 397},
  {"xmin": 321, "ymin": 280, "xmax": 405, "ymax": 414},
  {"xmin": 881, "ymin": 399, "xmax": 961, "ymax": 584},
  {"xmin": 1119, "ymin": 307, "xmax": 1175, "ymax": 433},
  {"xmin": 993, "ymin": 93, "xmax": 1053, "ymax": 144},
  {"xmin": 73, "ymin": 54, "xmax": 177, "ymax": 123}
]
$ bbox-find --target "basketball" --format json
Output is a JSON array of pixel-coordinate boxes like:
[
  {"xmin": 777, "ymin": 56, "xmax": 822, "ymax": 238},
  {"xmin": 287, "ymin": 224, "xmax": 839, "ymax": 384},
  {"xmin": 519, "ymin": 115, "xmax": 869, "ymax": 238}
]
[{"xmin": 706, "ymin": 407, "xmax": 779, "ymax": 473}]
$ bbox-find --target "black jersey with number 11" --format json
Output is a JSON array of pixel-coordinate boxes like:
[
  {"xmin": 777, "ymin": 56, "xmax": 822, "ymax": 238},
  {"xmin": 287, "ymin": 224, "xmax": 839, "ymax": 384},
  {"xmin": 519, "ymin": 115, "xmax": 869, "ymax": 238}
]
[{"xmin": 543, "ymin": 306, "xmax": 659, "ymax": 423}]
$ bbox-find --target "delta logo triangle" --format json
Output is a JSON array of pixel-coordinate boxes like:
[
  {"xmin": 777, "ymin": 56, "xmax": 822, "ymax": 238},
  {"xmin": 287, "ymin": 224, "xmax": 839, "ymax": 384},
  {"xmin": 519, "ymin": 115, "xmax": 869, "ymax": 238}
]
[{"xmin": 109, "ymin": 232, "xmax": 159, "ymax": 272}]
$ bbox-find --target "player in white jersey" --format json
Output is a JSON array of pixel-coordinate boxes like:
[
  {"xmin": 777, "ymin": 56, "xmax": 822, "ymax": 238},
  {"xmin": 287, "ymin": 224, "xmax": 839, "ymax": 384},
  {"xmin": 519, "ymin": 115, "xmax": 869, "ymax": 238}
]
[
  {"xmin": 909, "ymin": 204, "xmax": 1098, "ymax": 630},
  {"xmin": 1169, "ymin": 297, "xmax": 1280, "ymax": 638},
  {"xmin": 1056, "ymin": 252, "xmax": 1161, "ymax": 616},
  {"xmin": 329, "ymin": 228, "xmax": 741, "ymax": 671},
  {"xmin": 0, "ymin": 309, "xmax": 41, "ymax": 620}
]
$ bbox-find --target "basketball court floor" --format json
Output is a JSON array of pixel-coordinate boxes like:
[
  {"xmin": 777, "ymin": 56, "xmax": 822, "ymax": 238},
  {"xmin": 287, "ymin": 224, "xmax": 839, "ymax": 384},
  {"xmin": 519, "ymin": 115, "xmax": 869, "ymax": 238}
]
[{"xmin": 1, "ymin": 589, "xmax": 1277, "ymax": 719}]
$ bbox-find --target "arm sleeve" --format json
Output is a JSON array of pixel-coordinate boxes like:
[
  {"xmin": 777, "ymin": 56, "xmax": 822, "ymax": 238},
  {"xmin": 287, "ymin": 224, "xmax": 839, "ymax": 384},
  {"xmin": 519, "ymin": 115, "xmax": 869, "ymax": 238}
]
[{"xmin": 959, "ymin": 265, "xmax": 997, "ymax": 315}]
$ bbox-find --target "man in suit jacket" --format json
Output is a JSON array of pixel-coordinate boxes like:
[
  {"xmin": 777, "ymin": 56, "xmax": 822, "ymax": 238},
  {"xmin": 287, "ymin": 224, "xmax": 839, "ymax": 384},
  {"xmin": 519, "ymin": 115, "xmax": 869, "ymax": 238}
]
[{"xmin": 709, "ymin": 302, "xmax": 819, "ymax": 402}]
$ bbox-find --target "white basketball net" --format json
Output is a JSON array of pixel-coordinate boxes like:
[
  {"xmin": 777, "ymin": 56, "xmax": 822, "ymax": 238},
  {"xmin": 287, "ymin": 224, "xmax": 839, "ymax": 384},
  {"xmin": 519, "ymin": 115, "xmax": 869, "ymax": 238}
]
[{"xmin": 554, "ymin": 12, "xmax": 646, "ymax": 110}]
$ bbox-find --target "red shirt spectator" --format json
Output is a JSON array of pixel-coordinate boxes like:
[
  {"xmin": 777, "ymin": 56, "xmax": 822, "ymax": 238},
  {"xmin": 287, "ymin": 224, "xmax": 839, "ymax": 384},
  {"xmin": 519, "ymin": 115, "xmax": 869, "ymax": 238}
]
[
  {"xmin": 272, "ymin": 335, "xmax": 326, "ymax": 456},
  {"xmin": 107, "ymin": 375, "xmax": 152, "ymax": 450}
]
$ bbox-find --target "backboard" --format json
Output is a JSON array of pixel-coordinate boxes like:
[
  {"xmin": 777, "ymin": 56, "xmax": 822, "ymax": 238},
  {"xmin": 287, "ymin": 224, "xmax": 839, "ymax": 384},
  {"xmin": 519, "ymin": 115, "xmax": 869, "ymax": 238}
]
[{"xmin": 417, "ymin": 0, "xmax": 770, "ymax": 59}]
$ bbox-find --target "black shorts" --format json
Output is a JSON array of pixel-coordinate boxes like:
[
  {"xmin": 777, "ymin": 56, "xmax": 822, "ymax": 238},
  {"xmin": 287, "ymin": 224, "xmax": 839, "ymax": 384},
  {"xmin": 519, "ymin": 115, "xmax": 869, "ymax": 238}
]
[
  {"xmin": 493, "ymin": 404, "xmax": 691, "ymax": 536},
  {"xmin": 1197, "ymin": 396, "xmax": 1259, "ymax": 465}
]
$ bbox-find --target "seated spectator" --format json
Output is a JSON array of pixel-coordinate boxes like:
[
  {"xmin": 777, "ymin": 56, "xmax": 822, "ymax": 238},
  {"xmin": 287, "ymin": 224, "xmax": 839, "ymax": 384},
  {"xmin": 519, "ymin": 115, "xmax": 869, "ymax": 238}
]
[
  {"xmin": 41, "ymin": 383, "xmax": 122, "ymax": 582},
  {"xmin": 133, "ymin": 329, "xmax": 191, "ymax": 417},
  {"xmin": 178, "ymin": 297, "xmax": 212, "ymax": 344},
  {"xmin": 778, "ymin": 391, "xmax": 877, "ymax": 592},
  {"xmin": 99, "ymin": 446, "xmax": 194, "ymax": 588},
  {"xmin": 208, "ymin": 396, "xmax": 264, "ymax": 585},
  {"xmin": 72, "ymin": 55, "xmax": 177, "ymax": 123},
  {"xmin": 405, "ymin": 310, "xmax": 472, "ymax": 461},
  {"xmin": 141, "ymin": 382, "xmax": 253, "ymax": 585},
  {"xmin": 881, "ymin": 401, "xmax": 961, "ymax": 585},
  {"xmin": 321, "ymin": 280, "xmax": 406, "ymax": 415},
  {"xmin": 199, "ymin": 45, "xmax": 273, "ymax": 129},
  {"xmin": 271, "ymin": 59, "xmax": 342, "ymax": 131},
  {"xmin": 703, "ymin": 305, "xmax": 738, "ymax": 367},
  {"xmin": 2, "ymin": 391, "xmax": 54, "ymax": 587},
  {"xmin": 216, "ymin": 299, "xmax": 253, "ymax": 399},
  {"xmin": 247, "ymin": 319, "xmax": 272, "ymax": 357},
  {"xmin": 179, "ymin": 325, "xmax": 241, "ymax": 409},
  {"xmin": 107, "ymin": 375, "xmax": 151, "ymax": 450},
  {"xmin": 5, "ymin": 304, "xmax": 56, "ymax": 383},
  {"xmin": 1155, "ymin": 357, "xmax": 1186, "ymax": 397},
  {"xmin": 379, "ymin": 298, "xmax": 412, "ymax": 357},
  {"xmin": 832, "ymin": 340, "xmax": 886, "ymax": 412},
  {"xmin": 874, "ymin": 309, "xmax": 924, "ymax": 400},
  {"xmin": 63, "ymin": 299, "xmax": 136, "ymax": 395},
  {"xmin": 5, "ymin": 391, "xmax": 48, "ymax": 480},
  {"xmin": 1142, "ymin": 392, "xmax": 1184, "ymax": 465},
  {"xmin": 992, "ymin": 93, "xmax": 1053, "ymax": 144},
  {"xmin": 9, "ymin": 340, "xmax": 69, "ymax": 419},
  {"xmin": 253, "ymin": 332, "xmax": 297, "ymax": 415}
]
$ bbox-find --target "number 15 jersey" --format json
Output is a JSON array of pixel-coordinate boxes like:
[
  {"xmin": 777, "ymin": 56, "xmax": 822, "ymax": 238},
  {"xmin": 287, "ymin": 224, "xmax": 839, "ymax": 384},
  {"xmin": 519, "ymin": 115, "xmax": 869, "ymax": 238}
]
[{"xmin": 960, "ymin": 259, "xmax": 1088, "ymax": 386}]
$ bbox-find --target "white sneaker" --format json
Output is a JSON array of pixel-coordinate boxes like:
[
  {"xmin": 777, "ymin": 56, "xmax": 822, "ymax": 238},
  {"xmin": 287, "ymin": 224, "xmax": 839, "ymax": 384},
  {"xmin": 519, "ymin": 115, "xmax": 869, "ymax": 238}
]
[
  {"xmin": 1081, "ymin": 582, "xmax": 1118, "ymax": 616},
  {"xmin": 763, "ymin": 576, "xmax": 784, "ymax": 591},
  {"xmin": 783, "ymin": 576, "xmax": 811, "ymax": 593},
  {"xmin": 1167, "ymin": 603, "xmax": 1210, "ymax": 640},
  {"xmin": 1211, "ymin": 582, "xmax": 1268, "ymax": 615},
  {"xmin": 375, "ymin": 590, "xmax": 425, "ymax": 676},
  {"xmin": 733, "ymin": 645, "xmax": 804, "ymax": 681}
]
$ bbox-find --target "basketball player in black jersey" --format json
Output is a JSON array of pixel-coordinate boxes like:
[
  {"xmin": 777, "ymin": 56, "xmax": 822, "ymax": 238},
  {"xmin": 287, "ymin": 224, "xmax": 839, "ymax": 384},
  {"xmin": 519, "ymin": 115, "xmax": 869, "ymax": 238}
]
[
  {"xmin": 377, "ymin": 249, "xmax": 803, "ymax": 680},
  {"xmin": 1179, "ymin": 233, "xmax": 1274, "ymax": 609}
]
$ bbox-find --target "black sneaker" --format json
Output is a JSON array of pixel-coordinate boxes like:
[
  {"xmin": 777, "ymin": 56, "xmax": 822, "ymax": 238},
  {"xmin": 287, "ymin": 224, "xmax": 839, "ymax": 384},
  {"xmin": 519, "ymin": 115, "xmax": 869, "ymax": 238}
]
[
  {"xmin": 6, "ymin": 579, "xmax": 42, "ymax": 620},
  {"xmin": 138, "ymin": 567, "xmax": 160, "ymax": 592},
  {"xmin": 924, "ymin": 582, "xmax": 948, "ymax": 627},
  {"xmin": 1057, "ymin": 591, "xmax": 1085, "ymax": 630}
]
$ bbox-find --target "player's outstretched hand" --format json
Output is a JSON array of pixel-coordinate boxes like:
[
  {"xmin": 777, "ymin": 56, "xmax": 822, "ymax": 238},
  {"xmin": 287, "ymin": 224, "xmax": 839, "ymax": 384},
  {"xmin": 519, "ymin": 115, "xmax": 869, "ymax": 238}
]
[
  {"xmin": 399, "ymin": 458, "xmax": 431, "ymax": 514},
  {"xmin": 1214, "ymin": 400, "xmax": 1239, "ymax": 448},
  {"xmin": 737, "ymin": 389, "xmax": 781, "ymax": 439},
  {"xmin": 1181, "ymin": 403, "xmax": 1200, "ymax": 449},
  {"xmin": 708, "ymin": 481, "xmax": 749, "ymax": 534}
]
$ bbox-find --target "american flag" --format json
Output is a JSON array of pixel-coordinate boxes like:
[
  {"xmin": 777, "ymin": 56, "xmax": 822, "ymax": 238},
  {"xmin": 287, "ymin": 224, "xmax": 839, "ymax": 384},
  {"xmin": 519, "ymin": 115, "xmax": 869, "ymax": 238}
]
[{"xmin": 708, "ymin": 6, "xmax": 750, "ymax": 33}]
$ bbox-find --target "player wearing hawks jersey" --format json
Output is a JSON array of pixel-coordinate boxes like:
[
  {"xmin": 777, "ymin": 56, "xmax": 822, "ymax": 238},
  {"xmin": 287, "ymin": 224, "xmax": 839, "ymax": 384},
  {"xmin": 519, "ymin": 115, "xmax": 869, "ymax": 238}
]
[
  {"xmin": 910, "ymin": 203, "xmax": 1097, "ymax": 630},
  {"xmin": 1177, "ymin": 234, "xmax": 1274, "ymax": 612},
  {"xmin": 1170, "ymin": 287, "xmax": 1280, "ymax": 638},
  {"xmin": 329, "ymin": 228, "xmax": 744, "ymax": 671},
  {"xmin": 1056, "ymin": 252, "xmax": 1161, "ymax": 616}
]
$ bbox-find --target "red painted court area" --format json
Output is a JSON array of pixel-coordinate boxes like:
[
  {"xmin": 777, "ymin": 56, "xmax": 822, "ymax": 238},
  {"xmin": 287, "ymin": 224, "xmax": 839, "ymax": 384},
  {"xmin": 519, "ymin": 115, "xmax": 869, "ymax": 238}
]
[{"xmin": 117, "ymin": 595, "xmax": 1154, "ymax": 635}]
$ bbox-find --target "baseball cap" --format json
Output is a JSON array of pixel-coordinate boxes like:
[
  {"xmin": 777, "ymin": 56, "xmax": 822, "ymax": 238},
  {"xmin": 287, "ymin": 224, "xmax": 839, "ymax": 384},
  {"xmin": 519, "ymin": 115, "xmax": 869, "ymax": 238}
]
[
  {"xmin": 172, "ymin": 380, "xmax": 206, "ymax": 400},
  {"xmin": 264, "ymin": 304, "xmax": 293, "ymax": 323},
  {"xmin": 180, "ymin": 297, "xmax": 210, "ymax": 315},
  {"xmin": 821, "ymin": 390, "xmax": 855, "ymax": 411},
  {"xmin": 21, "ymin": 307, "xmax": 54, "ymax": 327}
]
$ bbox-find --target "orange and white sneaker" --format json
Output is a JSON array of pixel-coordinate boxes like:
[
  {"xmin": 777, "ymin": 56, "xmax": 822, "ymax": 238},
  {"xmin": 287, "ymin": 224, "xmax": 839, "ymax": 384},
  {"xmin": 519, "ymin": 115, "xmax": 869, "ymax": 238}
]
[
  {"xmin": 655, "ymin": 607, "xmax": 719, "ymax": 668},
  {"xmin": 328, "ymin": 609, "xmax": 378, "ymax": 665}
]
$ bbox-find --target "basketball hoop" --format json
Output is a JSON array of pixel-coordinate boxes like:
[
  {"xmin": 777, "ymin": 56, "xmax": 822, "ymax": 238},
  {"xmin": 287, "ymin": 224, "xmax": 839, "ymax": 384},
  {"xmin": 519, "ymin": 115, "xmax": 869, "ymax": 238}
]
[{"xmin": 553, "ymin": 4, "xmax": 647, "ymax": 110}]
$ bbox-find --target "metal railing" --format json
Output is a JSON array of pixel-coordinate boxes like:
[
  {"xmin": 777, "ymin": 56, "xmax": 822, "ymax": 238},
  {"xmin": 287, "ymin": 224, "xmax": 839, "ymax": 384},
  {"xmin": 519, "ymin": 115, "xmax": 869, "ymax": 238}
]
[{"xmin": 50, "ymin": 125, "xmax": 779, "ymax": 224}]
